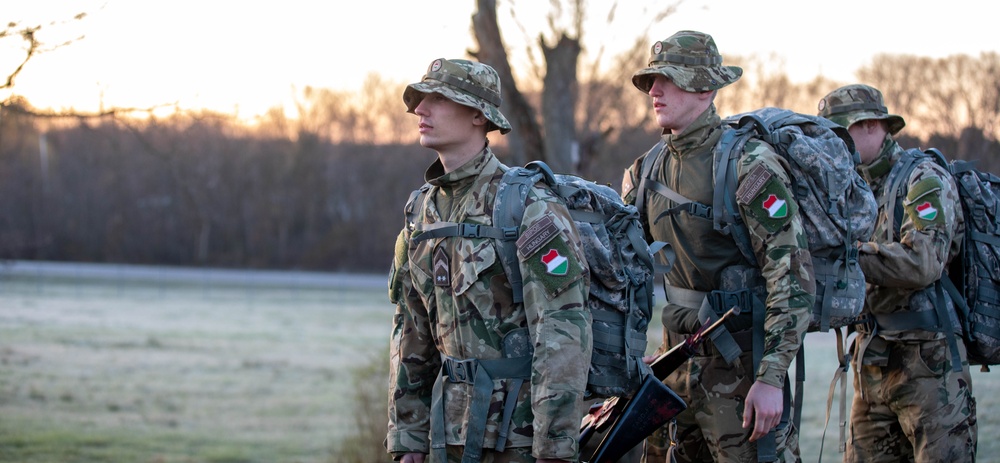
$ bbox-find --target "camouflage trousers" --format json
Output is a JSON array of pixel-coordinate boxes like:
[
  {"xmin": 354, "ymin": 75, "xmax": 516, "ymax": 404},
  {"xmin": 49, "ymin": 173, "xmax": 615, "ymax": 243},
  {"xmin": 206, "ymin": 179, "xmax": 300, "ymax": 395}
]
[
  {"xmin": 643, "ymin": 331, "xmax": 800, "ymax": 463},
  {"xmin": 439, "ymin": 446, "xmax": 535, "ymax": 462},
  {"xmin": 847, "ymin": 334, "xmax": 977, "ymax": 463}
]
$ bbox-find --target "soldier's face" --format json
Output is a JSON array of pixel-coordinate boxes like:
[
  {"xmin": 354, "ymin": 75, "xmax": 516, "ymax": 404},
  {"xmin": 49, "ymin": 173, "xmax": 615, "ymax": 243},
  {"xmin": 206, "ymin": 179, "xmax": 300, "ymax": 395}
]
[
  {"xmin": 647, "ymin": 75, "xmax": 708, "ymax": 134},
  {"xmin": 413, "ymin": 93, "xmax": 484, "ymax": 151},
  {"xmin": 848, "ymin": 119, "xmax": 889, "ymax": 165}
]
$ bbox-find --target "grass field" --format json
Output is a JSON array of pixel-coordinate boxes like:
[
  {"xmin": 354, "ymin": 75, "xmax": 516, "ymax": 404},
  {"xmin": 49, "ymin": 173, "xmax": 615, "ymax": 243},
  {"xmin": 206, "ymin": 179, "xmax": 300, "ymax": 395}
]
[{"xmin": 0, "ymin": 261, "xmax": 995, "ymax": 462}]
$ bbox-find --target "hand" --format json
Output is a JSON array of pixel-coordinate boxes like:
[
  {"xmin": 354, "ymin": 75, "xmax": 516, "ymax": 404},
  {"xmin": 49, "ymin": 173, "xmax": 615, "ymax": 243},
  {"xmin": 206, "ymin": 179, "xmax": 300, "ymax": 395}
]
[
  {"xmin": 642, "ymin": 354, "xmax": 658, "ymax": 365},
  {"xmin": 400, "ymin": 453, "xmax": 425, "ymax": 463},
  {"xmin": 742, "ymin": 381, "xmax": 783, "ymax": 442}
]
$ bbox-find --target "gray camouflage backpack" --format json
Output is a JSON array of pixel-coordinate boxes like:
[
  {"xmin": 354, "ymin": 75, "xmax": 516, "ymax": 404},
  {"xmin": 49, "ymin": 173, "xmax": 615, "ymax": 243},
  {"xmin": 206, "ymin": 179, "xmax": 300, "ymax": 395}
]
[
  {"xmin": 404, "ymin": 160, "xmax": 662, "ymax": 399},
  {"xmin": 884, "ymin": 148, "xmax": 1000, "ymax": 371},
  {"xmin": 637, "ymin": 107, "xmax": 878, "ymax": 332}
]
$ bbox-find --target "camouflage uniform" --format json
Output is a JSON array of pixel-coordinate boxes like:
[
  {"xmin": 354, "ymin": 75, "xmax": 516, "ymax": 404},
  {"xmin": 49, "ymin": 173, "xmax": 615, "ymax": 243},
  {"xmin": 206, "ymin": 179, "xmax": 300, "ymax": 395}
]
[
  {"xmin": 386, "ymin": 58, "xmax": 593, "ymax": 463},
  {"xmin": 621, "ymin": 31, "xmax": 812, "ymax": 463},
  {"xmin": 819, "ymin": 84, "xmax": 977, "ymax": 462}
]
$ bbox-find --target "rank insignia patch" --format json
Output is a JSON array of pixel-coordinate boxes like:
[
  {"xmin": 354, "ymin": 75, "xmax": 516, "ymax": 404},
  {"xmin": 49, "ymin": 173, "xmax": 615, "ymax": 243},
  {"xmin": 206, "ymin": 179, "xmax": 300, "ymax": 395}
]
[{"xmin": 433, "ymin": 247, "xmax": 450, "ymax": 287}]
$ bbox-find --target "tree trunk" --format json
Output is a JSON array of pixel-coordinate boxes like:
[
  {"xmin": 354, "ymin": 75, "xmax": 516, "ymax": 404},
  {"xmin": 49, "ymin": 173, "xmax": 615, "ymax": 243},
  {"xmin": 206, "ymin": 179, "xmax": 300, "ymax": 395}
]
[
  {"xmin": 541, "ymin": 34, "xmax": 580, "ymax": 174},
  {"xmin": 471, "ymin": 0, "xmax": 544, "ymax": 166}
]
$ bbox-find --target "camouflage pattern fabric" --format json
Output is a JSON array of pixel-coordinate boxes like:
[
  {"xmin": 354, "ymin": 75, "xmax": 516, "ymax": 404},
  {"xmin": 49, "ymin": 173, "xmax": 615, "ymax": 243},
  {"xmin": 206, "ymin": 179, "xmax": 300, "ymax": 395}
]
[
  {"xmin": 857, "ymin": 138, "xmax": 965, "ymax": 341},
  {"xmin": 847, "ymin": 334, "xmax": 977, "ymax": 462},
  {"xmin": 844, "ymin": 135, "xmax": 977, "ymax": 461},
  {"xmin": 631, "ymin": 30, "xmax": 743, "ymax": 93},
  {"xmin": 818, "ymin": 84, "xmax": 905, "ymax": 136},
  {"xmin": 662, "ymin": 344, "xmax": 801, "ymax": 463},
  {"xmin": 386, "ymin": 148, "xmax": 592, "ymax": 461},
  {"xmin": 622, "ymin": 105, "xmax": 812, "ymax": 462},
  {"xmin": 403, "ymin": 58, "xmax": 512, "ymax": 134}
]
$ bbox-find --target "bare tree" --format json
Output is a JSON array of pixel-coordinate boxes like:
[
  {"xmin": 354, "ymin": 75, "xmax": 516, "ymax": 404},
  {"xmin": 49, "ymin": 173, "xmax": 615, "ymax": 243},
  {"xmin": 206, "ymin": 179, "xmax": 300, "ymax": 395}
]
[{"xmin": 471, "ymin": 0, "xmax": 545, "ymax": 167}]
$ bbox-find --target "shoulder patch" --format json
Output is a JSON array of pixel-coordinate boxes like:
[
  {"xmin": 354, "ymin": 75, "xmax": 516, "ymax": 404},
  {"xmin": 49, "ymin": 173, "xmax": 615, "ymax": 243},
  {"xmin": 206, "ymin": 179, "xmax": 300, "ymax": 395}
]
[
  {"xmin": 739, "ymin": 173, "xmax": 797, "ymax": 234},
  {"xmin": 904, "ymin": 176, "xmax": 946, "ymax": 229},
  {"xmin": 735, "ymin": 164, "xmax": 772, "ymax": 205},
  {"xmin": 516, "ymin": 215, "xmax": 559, "ymax": 259}
]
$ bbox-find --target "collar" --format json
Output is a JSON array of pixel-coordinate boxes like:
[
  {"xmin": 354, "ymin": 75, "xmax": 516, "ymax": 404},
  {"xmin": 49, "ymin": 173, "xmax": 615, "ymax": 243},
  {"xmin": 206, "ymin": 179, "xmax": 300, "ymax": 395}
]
[
  {"xmin": 665, "ymin": 104, "xmax": 722, "ymax": 155},
  {"xmin": 426, "ymin": 145, "xmax": 493, "ymax": 186},
  {"xmin": 856, "ymin": 136, "xmax": 898, "ymax": 183}
]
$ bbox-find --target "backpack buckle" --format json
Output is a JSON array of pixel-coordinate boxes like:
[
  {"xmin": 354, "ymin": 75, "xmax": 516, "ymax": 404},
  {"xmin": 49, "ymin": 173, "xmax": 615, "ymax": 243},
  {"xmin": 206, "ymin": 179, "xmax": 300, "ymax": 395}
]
[
  {"xmin": 443, "ymin": 357, "xmax": 477, "ymax": 384},
  {"xmin": 501, "ymin": 227, "xmax": 519, "ymax": 240},
  {"xmin": 458, "ymin": 223, "xmax": 481, "ymax": 238}
]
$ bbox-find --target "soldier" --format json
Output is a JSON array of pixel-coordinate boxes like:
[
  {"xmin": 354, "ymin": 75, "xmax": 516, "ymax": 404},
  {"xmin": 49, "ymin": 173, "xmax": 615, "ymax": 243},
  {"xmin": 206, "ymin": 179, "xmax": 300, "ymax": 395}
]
[
  {"xmin": 385, "ymin": 57, "xmax": 593, "ymax": 463},
  {"xmin": 818, "ymin": 84, "xmax": 978, "ymax": 462},
  {"xmin": 621, "ymin": 31, "xmax": 812, "ymax": 462}
]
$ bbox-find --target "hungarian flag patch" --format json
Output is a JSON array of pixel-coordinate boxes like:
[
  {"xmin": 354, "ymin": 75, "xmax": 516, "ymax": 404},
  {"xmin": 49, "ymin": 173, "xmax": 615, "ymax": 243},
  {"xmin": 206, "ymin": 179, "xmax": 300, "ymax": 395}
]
[
  {"xmin": 738, "ymin": 170, "xmax": 797, "ymax": 234},
  {"xmin": 541, "ymin": 249, "xmax": 568, "ymax": 276},
  {"xmin": 915, "ymin": 202, "xmax": 938, "ymax": 221},
  {"xmin": 762, "ymin": 194, "xmax": 788, "ymax": 218}
]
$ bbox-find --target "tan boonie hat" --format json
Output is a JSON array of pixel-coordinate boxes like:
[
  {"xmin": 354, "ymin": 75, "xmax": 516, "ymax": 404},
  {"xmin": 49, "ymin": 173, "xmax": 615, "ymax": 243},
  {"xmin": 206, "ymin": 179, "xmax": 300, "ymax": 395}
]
[
  {"xmin": 818, "ymin": 84, "xmax": 906, "ymax": 135},
  {"xmin": 632, "ymin": 30, "xmax": 743, "ymax": 93},
  {"xmin": 402, "ymin": 58, "xmax": 512, "ymax": 135}
]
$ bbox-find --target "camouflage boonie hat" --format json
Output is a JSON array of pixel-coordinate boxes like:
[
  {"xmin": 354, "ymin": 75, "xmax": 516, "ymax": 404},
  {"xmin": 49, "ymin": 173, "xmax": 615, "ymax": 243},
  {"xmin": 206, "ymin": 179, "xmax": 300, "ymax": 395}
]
[
  {"xmin": 403, "ymin": 58, "xmax": 512, "ymax": 134},
  {"xmin": 632, "ymin": 30, "xmax": 743, "ymax": 93},
  {"xmin": 818, "ymin": 84, "xmax": 905, "ymax": 135}
]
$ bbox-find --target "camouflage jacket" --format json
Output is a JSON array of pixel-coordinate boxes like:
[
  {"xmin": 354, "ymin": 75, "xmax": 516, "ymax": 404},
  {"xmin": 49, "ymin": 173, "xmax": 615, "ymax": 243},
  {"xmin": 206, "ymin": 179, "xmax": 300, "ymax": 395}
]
[
  {"xmin": 856, "ymin": 136, "xmax": 964, "ymax": 342},
  {"xmin": 621, "ymin": 105, "xmax": 812, "ymax": 389},
  {"xmin": 386, "ymin": 147, "xmax": 592, "ymax": 460}
]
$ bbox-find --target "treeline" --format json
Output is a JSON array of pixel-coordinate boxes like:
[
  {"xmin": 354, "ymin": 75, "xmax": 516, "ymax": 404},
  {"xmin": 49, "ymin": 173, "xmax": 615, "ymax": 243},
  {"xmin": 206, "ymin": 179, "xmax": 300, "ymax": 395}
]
[{"xmin": 2, "ymin": 53, "xmax": 997, "ymax": 272}]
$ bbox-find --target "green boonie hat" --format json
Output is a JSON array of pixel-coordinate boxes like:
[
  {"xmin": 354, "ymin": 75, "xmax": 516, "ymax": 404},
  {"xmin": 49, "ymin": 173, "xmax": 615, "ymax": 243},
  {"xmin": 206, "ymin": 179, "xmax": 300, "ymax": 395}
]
[
  {"xmin": 818, "ymin": 84, "xmax": 905, "ymax": 135},
  {"xmin": 631, "ymin": 30, "xmax": 743, "ymax": 93},
  {"xmin": 402, "ymin": 58, "xmax": 512, "ymax": 135}
]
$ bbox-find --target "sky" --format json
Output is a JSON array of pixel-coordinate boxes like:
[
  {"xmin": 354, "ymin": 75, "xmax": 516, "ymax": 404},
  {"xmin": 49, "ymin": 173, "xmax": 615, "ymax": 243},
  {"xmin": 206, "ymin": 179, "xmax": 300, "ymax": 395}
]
[{"xmin": 3, "ymin": 0, "xmax": 998, "ymax": 121}]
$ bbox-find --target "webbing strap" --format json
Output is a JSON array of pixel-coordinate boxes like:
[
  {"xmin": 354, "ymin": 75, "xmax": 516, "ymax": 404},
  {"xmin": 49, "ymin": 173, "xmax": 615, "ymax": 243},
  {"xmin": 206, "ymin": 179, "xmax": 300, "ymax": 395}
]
[
  {"xmin": 430, "ymin": 355, "xmax": 531, "ymax": 462},
  {"xmin": 635, "ymin": 140, "xmax": 667, "ymax": 227},
  {"xmin": 664, "ymin": 285, "xmax": 707, "ymax": 310},
  {"xmin": 934, "ymin": 283, "xmax": 965, "ymax": 373},
  {"xmin": 698, "ymin": 298, "xmax": 742, "ymax": 364},
  {"xmin": 430, "ymin": 374, "xmax": 447, "ymax": 463},
  {"xmin": 751, "ymin": 294, "xmax": 779, "ymax": 462},
  {"xmin": 411, "ymin": 221, "xmax": 516, "ymax": 243},
  {"xmin": 882, "ymin": 150, "xmax": 924, "ymax": 242},
  {"xmin": 818, "ymin": 327, "xmax": 852, "ymax": 462}
]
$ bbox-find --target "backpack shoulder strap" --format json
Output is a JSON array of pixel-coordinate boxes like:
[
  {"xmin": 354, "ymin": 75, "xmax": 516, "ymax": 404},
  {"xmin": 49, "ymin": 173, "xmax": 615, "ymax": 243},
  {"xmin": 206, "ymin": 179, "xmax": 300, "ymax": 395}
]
[
  {"xmin": 403, "ymin": 183, "xmax": 432, "ymax": 229},
  {"xmin": 492, "ymin": 164, "xmax": 547, "ymax": 304},
  {"xmin": 635, "ymin": 140, "xmax": 666, "ymax": 218},
  {"xmin": 882, "ymin": 149, "xmax": 932, "ymax": 241},
  {"xmin": 713, "ymin": 120, "xmax": 760, "ymax": 267},
  {"xmin": 637, "ymin": 140, "xmax": 715, "ymax": 228}
]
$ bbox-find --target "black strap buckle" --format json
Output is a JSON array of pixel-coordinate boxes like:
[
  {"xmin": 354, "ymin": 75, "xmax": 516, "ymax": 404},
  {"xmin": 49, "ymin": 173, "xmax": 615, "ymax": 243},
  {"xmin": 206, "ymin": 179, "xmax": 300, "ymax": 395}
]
[{"xmin": 444, "ymin": 357, "xmax": 477, "ymax": 384}]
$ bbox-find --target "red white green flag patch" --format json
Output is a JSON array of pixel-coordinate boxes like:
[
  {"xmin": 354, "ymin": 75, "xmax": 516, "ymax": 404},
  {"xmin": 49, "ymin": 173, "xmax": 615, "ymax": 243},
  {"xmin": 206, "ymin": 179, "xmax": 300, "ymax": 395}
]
[
  {"xmin": 541, "ymin": 249, "xmax": 568, "ymax": 276},
  {"xmin": 916, "ymin": 201, "xmax": 938, "ymax": 220},
  {"xmin": 762, "ymin": 194, "xmax": 788, "ymax": 219}
]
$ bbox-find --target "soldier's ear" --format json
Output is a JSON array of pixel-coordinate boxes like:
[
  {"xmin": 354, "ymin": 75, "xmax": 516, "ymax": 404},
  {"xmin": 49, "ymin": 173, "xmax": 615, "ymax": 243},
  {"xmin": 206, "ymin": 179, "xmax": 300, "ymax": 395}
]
[{"xmin": 472, "ymin": 111, "xmax": 488, "ymax": 128}]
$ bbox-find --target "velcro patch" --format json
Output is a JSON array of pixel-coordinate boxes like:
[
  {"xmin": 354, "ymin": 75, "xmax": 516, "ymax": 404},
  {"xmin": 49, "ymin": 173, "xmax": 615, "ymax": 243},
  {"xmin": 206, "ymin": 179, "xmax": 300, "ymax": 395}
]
[
  {"xmin": 741, "ymin": 175, "xmax": 797, "ymax": 234},
  {"xmin": 735, "ymin": 165, "xmax": 773, "ymax": 205},
  {"xmin": 904, "ymin": 177, "xmax": 946, "ymax": 229},
  {"xmin": 516, "ymin": 215, "xmax": 559, "ymax": 259},
  {"xmin": 433, "ymin": 247, "xmax": 450, "ymax": 287}
]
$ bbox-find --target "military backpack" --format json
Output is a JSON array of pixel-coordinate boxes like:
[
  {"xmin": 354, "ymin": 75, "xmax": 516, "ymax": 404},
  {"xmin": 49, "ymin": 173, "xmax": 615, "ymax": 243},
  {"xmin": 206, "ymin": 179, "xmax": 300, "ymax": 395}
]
[
  {"xmin": 883, "ymin": 148, "xmax": 1000, "ymax": 370},
  {"xmin": 404, "ymin": 160, "xmax": 662, "ymax": 399},
  {"xmin": 637, "ymin": 107, "xmax": 879, "ymax": 332}
]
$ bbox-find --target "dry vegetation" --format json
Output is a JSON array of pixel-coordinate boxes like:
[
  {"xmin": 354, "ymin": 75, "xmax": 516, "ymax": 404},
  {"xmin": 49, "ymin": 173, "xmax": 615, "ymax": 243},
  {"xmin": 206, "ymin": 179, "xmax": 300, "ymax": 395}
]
[{"xmin": 1, "ymin": 263, "xmax": 996, "ymax": 462}]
